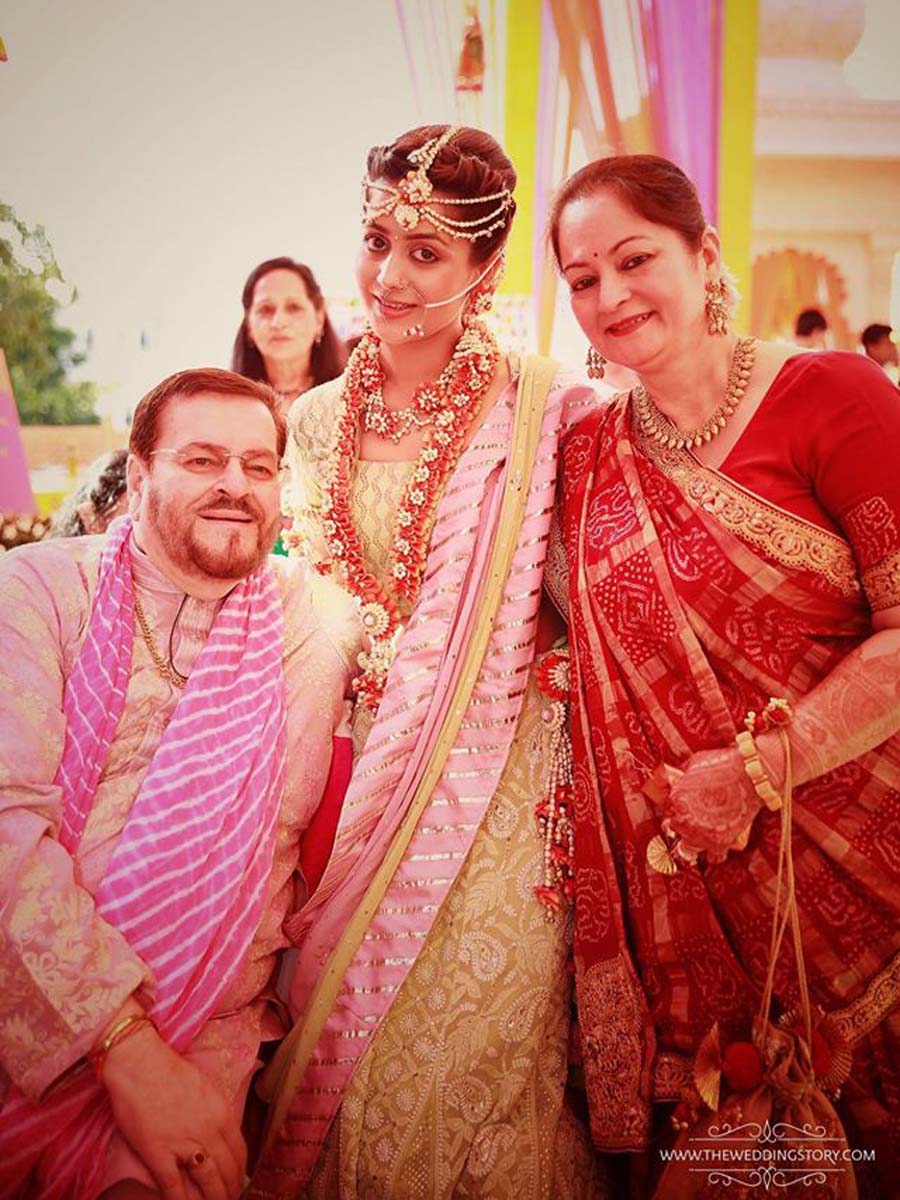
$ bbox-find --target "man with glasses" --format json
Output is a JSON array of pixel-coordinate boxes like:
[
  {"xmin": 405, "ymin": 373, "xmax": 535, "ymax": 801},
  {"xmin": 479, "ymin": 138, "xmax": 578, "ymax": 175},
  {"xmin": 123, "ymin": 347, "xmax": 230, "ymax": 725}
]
[{"xmin": 0, "ymin": 368, "xmax": 353, "ymax": 1200}]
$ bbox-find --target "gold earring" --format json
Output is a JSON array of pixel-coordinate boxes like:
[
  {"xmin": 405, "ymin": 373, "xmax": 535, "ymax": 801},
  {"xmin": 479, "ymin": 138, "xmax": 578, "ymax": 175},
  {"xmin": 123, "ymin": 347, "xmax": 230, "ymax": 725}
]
[
  {"xmin": 586, "ymin": 346, "xmax": 606, "ymax": 379},
  {"xmin": 705, "ymin": 278, "xmax": 729, "ymax": 336}
]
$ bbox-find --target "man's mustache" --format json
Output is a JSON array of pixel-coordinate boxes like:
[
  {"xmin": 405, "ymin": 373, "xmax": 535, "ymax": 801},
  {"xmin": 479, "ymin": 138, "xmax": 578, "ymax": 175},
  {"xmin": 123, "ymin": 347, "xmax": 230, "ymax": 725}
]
[{"xmin": 198, "ymin": 497, "xmax": 262, "ymax": 520}]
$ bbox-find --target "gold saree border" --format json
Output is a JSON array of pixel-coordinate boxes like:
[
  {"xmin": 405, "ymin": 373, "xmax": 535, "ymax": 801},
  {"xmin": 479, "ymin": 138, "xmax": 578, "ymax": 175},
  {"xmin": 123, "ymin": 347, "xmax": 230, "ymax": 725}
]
[
  {"xmin": 577, "ymin": 953, "xmax": 654, "ymax": 1149},
  {"xmin": 863, "ymin": 548, "xmax": 900, "ymax": 612},
  {"xmin": 833, "ymin": 948, "xmax": 900, "ymax": 1047},
  {"xmin": 253, "ymin": 355, "xmax": 559, "ymax": 1171},
  {"xmin": 635, "ymin": 424, "xmax": 862, "ymax": 600}
]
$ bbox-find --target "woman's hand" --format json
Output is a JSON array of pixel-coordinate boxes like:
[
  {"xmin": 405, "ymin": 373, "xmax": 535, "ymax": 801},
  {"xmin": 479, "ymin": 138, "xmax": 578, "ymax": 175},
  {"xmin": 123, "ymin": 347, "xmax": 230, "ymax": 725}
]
[
  {"xmin": 102, "ymin": 1023, "xmax": 246, "ymax": 1200},
  {"xmin": 661, "ymin": 744, "xmax": 768, "ymax": 863}
]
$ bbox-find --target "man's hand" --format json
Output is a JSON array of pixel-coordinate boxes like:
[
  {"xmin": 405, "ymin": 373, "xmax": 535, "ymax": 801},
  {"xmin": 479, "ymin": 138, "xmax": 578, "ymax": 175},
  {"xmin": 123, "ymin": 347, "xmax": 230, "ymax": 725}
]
[{"xmin": 101, "ymin": 1021, "xmax": 247, "ymax": 1200}]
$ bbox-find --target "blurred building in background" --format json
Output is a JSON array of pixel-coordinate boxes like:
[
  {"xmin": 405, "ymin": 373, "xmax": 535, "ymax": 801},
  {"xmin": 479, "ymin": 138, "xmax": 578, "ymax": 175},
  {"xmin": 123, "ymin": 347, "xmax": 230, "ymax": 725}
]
[{"xmin": 751, "ymin": 0, "xmax": 900, "ymax": 348}]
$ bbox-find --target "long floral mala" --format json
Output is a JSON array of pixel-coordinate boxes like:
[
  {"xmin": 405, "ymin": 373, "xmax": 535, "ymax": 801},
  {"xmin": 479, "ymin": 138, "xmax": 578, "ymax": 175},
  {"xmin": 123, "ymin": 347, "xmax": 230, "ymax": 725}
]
[{"xmin": 316, "ymin": 319, "xmax": 499, "ymax": 710}]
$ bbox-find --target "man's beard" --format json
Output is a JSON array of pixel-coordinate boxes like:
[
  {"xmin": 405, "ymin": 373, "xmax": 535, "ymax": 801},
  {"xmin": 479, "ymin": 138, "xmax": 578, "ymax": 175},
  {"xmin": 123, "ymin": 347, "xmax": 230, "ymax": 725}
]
[{"xmin": 147, "ymin": 488, "xmax": 279, "ymax": 581}]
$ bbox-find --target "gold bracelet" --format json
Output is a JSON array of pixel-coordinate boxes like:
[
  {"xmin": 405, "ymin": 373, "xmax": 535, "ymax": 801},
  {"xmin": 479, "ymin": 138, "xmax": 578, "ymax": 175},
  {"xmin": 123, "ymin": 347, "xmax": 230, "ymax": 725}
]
[
  {"xmin": 735, "ymin": 729, "xmax": 783, "ymax": 811},
  {"xmin": 89, "ymin": 1013, "xmax": 154, "ymax": 1078}
]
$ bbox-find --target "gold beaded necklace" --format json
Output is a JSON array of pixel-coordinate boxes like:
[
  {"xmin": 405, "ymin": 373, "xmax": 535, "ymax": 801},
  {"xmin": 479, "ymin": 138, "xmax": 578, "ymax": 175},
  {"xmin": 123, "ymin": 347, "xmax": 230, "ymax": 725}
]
[
  {"xmin": 632, "ymin": 336, "xmax": 757, "ymax": 451},
  {"xmin": 133, "ymin": 592, "xmax": 187, "ymax": 688}
]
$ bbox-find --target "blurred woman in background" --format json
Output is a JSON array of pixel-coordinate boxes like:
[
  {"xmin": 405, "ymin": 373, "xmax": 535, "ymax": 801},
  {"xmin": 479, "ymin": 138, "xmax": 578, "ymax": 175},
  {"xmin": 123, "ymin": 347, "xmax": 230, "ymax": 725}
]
[
  {"xmin": 233, "ymin": 258, "xmax": 347, "ymax": 553},
  {"xmin": 231, "ymin": 257, "xmax": 346, "ymax": 417}
]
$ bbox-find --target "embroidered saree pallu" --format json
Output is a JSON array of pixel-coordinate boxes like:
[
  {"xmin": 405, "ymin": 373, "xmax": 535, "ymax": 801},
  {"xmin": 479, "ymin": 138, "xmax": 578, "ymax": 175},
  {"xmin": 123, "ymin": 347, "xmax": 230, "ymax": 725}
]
[
  {"xmin": 562, "ymin": 399, "xmax": 900, "ymax": 1192},
  {"xmin": 250, "ymin": 360, "xmax": 598, "ymax": 1195},
  {"xmin": 0, "ymin": 517, "xmax": 287, "ymax": 1200}
]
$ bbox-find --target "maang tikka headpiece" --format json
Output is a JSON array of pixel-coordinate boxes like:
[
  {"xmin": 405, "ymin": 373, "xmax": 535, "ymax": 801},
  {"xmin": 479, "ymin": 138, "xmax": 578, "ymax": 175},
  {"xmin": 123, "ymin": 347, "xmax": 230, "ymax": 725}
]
[{"xmin": 362, "ymin": 125, "xmax": 514, "ymax": 242}]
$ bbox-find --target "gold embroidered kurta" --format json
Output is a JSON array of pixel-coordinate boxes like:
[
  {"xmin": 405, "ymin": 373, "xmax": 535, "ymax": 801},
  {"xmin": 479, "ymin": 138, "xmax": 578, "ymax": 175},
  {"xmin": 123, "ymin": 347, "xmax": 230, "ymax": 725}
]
[{"xmin": 0, "ymin": 534, "xmax": 353, "ymax": 1184}]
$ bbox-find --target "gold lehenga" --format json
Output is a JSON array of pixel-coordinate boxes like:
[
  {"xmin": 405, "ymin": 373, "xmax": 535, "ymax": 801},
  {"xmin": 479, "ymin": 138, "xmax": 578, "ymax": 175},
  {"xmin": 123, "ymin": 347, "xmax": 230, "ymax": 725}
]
[
  {"xmin": 348, "ymin": 461, "xmax": 414, "ymax": 755},
  {"xmin": 302, "ymin": 459, "xmax": 608, "ymax": 1199}
]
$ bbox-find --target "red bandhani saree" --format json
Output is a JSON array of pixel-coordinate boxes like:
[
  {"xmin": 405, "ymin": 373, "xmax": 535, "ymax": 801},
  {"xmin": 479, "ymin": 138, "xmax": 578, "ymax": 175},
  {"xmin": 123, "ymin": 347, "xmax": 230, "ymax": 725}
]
[{"xmin": 562, "ymin": 395, "xmax": 900, "ymax": 1190}]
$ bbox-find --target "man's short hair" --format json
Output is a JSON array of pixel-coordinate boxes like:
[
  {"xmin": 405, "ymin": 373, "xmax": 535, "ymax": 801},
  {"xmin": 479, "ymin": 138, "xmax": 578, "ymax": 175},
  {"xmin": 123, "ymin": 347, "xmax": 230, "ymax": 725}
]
[
  {"xmin": 794, "ymin": 309, "xmax": 828, "ymax": 338},
  {"xmin": 861, "ymin": 323, "xmax": 892, "ymax": 350},
  {"xmin": 129, "ymin": 368, "xmax": 287, "ymax": 461}
]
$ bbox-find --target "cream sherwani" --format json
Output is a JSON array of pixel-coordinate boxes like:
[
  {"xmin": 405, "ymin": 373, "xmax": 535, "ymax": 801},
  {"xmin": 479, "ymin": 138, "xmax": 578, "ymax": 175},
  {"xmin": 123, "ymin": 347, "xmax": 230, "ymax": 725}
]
[{"xmin": 0, "ymin": 534, "xmax": 352, "ymax": 1189}]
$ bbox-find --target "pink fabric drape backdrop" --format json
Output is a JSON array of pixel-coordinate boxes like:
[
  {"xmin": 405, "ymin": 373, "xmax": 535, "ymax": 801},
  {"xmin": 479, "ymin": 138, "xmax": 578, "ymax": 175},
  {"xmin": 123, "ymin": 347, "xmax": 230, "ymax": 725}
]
[{"xmin": 637, "ymin": 0, "xmax": 723, "ymax": 225}]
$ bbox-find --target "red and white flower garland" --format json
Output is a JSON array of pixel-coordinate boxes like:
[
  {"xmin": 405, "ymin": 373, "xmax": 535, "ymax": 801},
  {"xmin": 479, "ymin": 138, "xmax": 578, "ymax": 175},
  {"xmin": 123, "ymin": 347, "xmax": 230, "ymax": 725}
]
[{"xmin": 314, "ymin": 320, "xmax": 500, "ymax": 709}]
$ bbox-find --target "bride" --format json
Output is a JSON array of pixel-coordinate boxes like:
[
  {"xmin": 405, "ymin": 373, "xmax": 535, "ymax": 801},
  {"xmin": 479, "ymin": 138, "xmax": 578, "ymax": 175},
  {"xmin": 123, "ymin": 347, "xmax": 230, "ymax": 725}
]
[{"xmin": 251, "ymin": 124, "xmax": 609, "ymax": 1199}]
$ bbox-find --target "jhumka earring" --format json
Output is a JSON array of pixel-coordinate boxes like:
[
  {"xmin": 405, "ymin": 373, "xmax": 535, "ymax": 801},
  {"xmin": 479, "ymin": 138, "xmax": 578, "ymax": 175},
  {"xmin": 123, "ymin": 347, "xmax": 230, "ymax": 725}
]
[
  {"xmin": 470, "ymin": 284, "xmax": 494, "ymax": 318},
  {"xmin": 461, "ymin": 288, "xmax": 492, "ymax": 328},
  {"xmin": 705, "ymin": 277, "xmax": 729, "ymax": 336},
  {"xmin": 586, "ymin": 346, "xmax": 606, "ymax": 380},
  {"xmin": 461, "ymin": 253, "xmax": 505, "ymax": 327}
]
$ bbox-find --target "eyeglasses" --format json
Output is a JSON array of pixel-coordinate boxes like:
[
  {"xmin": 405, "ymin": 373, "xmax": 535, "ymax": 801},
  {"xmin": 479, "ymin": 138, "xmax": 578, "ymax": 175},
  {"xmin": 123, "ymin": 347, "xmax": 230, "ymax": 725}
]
[{"xmin": 149, "ymin": 447, "xmax": 283, "ymax": 484}]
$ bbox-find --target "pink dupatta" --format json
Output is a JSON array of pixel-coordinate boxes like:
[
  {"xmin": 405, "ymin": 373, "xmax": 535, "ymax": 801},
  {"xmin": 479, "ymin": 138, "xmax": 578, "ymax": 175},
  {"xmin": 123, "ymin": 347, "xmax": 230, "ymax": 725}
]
[
  {"xmin": 0, "ymin": 517, "xmax": 287, "ymax": 1200},
  {"xmin": 252, "ymin": 366, "xmax": 596, "ymax": 1194}
]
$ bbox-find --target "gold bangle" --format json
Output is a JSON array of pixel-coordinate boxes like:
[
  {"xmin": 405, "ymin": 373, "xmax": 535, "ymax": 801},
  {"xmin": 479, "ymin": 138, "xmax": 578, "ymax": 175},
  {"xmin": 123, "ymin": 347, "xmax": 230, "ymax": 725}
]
[
  {"xmin": 89, "ymin": 1013, "xmax": 154, "ymax": 1078},
  {"xmin": 735, "ymin": 729, "xmax": 783, "ymax": 812}
]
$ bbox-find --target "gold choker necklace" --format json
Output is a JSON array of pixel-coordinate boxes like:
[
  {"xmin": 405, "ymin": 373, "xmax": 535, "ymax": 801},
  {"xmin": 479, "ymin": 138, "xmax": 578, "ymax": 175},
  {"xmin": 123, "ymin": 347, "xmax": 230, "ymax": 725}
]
[
  {"xmin": 134, "ymin": 592, "xmax": 187, "ymax": 688},
  {"xmin": 632, "ymin": 336, "xmax": 757, "ymax": 451}
]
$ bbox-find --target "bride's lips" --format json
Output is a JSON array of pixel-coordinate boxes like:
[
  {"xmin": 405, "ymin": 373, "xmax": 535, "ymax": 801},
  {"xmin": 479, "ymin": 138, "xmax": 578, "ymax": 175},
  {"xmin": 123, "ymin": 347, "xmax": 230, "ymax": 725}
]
[
  {"xmin": 606, "ymin": 311, "xmax": 653, "ymax": 337},
  {"xmin": 373, "ymin": 293, "xmax": 417, "ymax": 319}
]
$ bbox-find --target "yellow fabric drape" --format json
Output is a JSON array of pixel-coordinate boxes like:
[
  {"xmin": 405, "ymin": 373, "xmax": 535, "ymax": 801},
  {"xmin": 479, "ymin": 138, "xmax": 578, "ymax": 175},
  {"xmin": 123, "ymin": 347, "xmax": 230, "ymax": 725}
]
[
  {"xmin": 502, "ymin": 0, "xmax": 542, "ymax": 298},
  {"xmin": 718, "ymin": 0, "xmax": 760, "ymax": 332}
]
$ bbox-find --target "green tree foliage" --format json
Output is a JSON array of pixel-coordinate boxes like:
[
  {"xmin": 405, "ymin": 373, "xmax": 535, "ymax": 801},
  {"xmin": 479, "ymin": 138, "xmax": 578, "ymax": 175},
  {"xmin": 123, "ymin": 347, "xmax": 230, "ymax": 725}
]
[{"xmin": 0, "ymin": 203, "xmax": 100, "ymax": 424}]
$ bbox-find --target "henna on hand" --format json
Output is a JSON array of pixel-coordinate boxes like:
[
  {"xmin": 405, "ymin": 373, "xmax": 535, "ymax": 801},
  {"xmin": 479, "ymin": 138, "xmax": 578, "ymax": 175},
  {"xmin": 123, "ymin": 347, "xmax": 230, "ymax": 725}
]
[
  {"xmin": 663, "ymin": 744, "xmax": 762, "ymax": 863},
  {"xmin": 659, "ymin": 625, "xmax": 900, "ymax": 865},
  {"xmin": 757, "ymin": 627, "xmax": 900, "ymax": 788}
]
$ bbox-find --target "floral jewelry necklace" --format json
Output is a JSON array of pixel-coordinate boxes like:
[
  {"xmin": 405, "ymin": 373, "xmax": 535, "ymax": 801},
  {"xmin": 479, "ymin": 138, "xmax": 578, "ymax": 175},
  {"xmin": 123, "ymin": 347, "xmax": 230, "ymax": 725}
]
[
  {"xmin": 362, "ymin": 376, "xmax": 445, "ymax": 444},
  {"xmin": 632, "ymin": 335, "xmax": 757, "ymax": 451},
  {"xmin": 319, "ymin": 320, "xmax": 499, "ymax": 709}
]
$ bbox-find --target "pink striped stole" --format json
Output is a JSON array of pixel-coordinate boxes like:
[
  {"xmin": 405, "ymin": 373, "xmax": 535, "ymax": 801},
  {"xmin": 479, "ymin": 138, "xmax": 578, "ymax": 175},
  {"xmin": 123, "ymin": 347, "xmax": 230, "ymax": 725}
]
[
  {"xmin": 0, "ymin": 516, "xmax": 287, "ymax": 1200},
  {"xmin": 256, "ymin": 373, "xmax": 596, "ymax": 1192}
]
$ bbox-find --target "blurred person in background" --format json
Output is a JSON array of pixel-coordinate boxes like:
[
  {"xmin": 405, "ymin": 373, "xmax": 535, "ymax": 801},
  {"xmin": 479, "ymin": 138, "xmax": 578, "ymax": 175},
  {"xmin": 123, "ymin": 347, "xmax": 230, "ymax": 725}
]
[
  {"xmin": 231, "ymin": 258, "xmax": 347, "ymax": 418},
  {"xmin": 47, "ymin": 448, "xmax": 129, "ymax": 538},
  {"xmin": 794, "ymin": 306, "xmax": 829, "ymax": 349},
  {"xmin": 233, "ymin": 259, "xmax": 348, "ymax": 556},
  {"xmin": 862, "ymin": 322, "xmax": 899, "ymax": 383}
]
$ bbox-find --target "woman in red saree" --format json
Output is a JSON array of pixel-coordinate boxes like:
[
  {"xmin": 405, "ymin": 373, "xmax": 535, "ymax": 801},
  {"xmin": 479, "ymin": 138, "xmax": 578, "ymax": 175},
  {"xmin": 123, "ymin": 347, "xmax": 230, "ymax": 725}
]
[{"xmin": 550, "ymin": 156, "xmax": 900, "ymax": 1198}]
